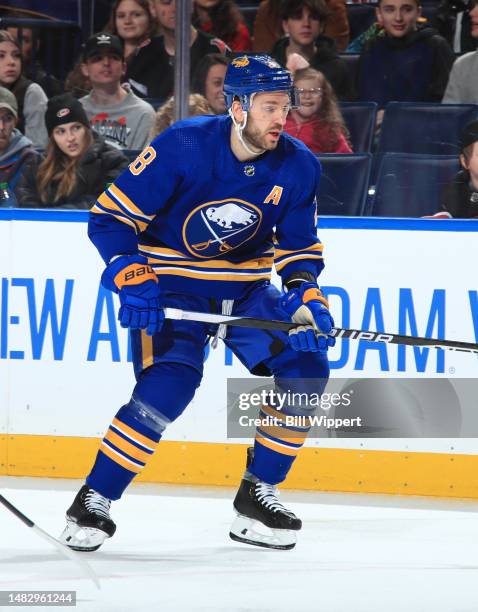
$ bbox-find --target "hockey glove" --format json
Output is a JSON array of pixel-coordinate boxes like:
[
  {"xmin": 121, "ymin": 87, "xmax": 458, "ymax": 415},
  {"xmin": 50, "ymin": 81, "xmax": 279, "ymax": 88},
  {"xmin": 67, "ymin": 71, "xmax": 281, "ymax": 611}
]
[
  {"xmin": 280, "ymin": 282, "xmax": 335, "ymax": 352},
  {"xmin": 101, "ymin": 255, "xmax": 164, "ymax": 336}
]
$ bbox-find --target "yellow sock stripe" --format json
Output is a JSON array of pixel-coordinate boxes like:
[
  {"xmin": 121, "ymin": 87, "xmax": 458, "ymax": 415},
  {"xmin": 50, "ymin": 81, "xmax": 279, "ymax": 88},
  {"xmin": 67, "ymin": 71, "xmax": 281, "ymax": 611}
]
[
  {"xmin": 255, "ymin": 433, "xmax": 299, "ymax": 457},
  {"xmin": 258, "ymin": 423, "xmax": 308, "ymax": 445},
  {"xmin": 111, "ymin": 417, "xmax": 157, "ymax": 450},
  {"xmin": 100, "ymin": 442, "xmax": 143, "ymax": 473},
  {"xmin": 140, "ymin": 330, "xmax": 154, "ymax": 371},
  {"xmin": 260, "ymin": 403, "xmax": 287, "ymax": 423},
  {"xmin": 105, "ymin": 429, "xmax": 152, "ymax": 463}
]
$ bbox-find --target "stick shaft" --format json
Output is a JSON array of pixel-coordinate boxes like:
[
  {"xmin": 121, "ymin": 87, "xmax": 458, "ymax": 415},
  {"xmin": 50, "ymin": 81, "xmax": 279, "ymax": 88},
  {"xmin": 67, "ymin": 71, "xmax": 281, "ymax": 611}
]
[{"xmin": 163, "ymin": 308, "xmax": 478, "ymax": 354}]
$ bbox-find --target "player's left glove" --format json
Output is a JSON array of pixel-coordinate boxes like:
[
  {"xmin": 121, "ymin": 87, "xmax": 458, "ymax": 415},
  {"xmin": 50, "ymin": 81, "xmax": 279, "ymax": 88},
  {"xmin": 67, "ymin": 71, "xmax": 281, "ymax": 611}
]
[
  {"xmin": 101, "ymin": 254, "xmax": 164, "ymax": 336},
  {"xmin": 280, "ymin": 282, "xmax": 335, "ymax": 352}
]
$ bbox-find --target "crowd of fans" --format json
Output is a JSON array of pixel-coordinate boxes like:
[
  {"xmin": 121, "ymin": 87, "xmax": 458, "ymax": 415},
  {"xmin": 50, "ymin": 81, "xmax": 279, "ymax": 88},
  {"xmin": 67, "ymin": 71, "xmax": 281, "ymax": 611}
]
[{"xmin": 0, "ymin": 0, "xmax": 478, "ymax": 217}]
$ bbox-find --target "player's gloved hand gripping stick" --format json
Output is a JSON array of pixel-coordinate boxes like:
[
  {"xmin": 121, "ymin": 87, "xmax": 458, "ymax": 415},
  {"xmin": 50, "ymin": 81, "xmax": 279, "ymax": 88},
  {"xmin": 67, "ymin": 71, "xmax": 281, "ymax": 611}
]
[
  {"xmin": 280, "ymin": 282, "xmax": 336, "ymax": 352},
  {"xmin": 101, "ymin": 254, "xmax": 164, "ymax": 336}
]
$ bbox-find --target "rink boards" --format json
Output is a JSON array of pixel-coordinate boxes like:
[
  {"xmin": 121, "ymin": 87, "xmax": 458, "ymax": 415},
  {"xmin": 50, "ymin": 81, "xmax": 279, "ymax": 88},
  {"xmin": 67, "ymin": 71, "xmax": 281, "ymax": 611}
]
[{"xmin": 1, "ymin": 210, "xmax": 478, "ymax": 498}]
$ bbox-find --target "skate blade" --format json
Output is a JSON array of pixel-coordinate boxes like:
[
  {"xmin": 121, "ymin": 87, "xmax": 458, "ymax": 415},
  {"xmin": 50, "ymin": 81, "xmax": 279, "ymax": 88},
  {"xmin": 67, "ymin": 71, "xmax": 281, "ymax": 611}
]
[
  {"xmin": 229, "ymin": 515, "xmax": 297, "ymax": 550},
  {"xmin": 60, "ymin": 519, "xmax": 109, "ymax": 552}
]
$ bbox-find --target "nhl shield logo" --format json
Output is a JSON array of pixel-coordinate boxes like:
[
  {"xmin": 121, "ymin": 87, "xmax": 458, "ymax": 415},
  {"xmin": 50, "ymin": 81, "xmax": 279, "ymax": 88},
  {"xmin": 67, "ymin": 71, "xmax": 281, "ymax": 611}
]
[{"xmin": 183, "ymin": 198, "xmax": 262, "ymax": 258}]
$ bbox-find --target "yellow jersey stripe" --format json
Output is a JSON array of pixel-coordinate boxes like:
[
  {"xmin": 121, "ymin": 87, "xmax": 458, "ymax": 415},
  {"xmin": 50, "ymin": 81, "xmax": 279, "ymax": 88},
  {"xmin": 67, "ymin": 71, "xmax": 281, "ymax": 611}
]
[
  {"xmin": 112, "ymin": 417, "xmax": 157, "ymax": 450},
  {"xmin": 100, "ymin": 442, "xmax": 143, "ymax": 473},
  {"xmin": 105, "ymin": 429, "xmax": 152, "ymax": 463}
]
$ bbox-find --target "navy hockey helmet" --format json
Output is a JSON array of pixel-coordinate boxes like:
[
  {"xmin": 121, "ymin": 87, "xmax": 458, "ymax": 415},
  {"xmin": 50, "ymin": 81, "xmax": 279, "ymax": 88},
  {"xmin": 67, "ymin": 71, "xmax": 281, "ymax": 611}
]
[{"xmin": 224, "ymin": 55, "xmax": 298, "ymax": 112}]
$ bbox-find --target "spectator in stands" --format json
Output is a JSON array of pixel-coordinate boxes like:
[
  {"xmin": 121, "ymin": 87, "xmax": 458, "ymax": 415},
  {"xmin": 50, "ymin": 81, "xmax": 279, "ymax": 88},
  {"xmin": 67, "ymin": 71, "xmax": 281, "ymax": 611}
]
[
  {"xmin": 16, "ymin": 94, "xmax": 128, "ymax": 209},
  {"xmin": 151, "ymin": 93, "xmax": 212, "ymax": 137},
  {"xmin": 192, "ymin": 0, "xmax": 252, "ymax": 51},
  {"xmin": 253, "ymin": 0, "xmax": 350, "ymax": 53},
  {"xmin": 7, "ymin": 24, "xmax": 63, "ymax": 98},
  {"xmin": 127, "ymin": 0, "xmax": 230, "ymax": 99},
  {"xmin": 0, "ymin": 86, "xmax": 38, "ymax": 189},
  {"xmin": 271, "ymin": 0, "xmax": 354, "ymax": 100},
  {"xmin": 357, "ymin": 0, "xmax": 455, "ymax": 115},
  {"xmin": 442, "ymin": 1, "xmax": 478, "ymax": 101},
  {"xmin": 105, "ymin": 0, "xmax": 159, "ymax": 60},
  {"xmin": 433, "ymin": 0, "xmax": 478, "ymax": 54},
  {"xmin": 192, "ymin": 54, "xmax": 229, "ymax": 114},
  {"xmin": 284, "ymin": 67, "xmax": 352, "ymax": 153},
  {"xmin": 65, "ymin": 59, "xmax": 93, "ymax": 99},
  {"xmin": 431, "ymin": 120, "xmax": 478, "ymax": 217},
  {"xmin": 80, "ymin": 33, "xmax": 155, "ymax": 150},
  {"xmin": 0, "ymin": 30, "xmax": 48, "ymax": 147}
]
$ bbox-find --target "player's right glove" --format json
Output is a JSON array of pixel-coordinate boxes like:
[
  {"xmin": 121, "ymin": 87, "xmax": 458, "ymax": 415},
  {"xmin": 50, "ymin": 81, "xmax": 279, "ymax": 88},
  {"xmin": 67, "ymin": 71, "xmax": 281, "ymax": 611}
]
[
  {"xmin": 280, "ymin": 282, "xmax": 335, "ymax": 352},
  {"xmin": 101, "ymin": 254, "xmax": 164, "ymax": 336}
]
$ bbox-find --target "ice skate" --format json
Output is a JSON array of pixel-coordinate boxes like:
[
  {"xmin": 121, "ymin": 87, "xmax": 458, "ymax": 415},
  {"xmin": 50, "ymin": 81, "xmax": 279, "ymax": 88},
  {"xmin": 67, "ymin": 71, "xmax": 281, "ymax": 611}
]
[
  {"xmin": 230, "ymin": 478, "xmax": 302, "ymax": 550},
  {"xmin": 60, "ymin": 485, "xmax": 116, "ymax": 552}
]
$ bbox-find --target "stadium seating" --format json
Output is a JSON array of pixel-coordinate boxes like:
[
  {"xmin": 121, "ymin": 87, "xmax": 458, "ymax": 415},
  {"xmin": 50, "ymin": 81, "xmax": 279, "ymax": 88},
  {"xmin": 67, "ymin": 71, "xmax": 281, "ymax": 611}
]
[
  {"xmin": 317, "ymin": 153, "xmax": 372, "ymax": 216},
  {"xmin": 346, "ymin": 3, "xmax": 377, "ymax": 41},
  {"xmin": 339, "ymin": 101, "xmax": 377, "ymax": 152},
  {"xmin": 377, "ymin": 102, "xmax": 478, "ymax": 155},
  {"xmin": 370, "ymin": 153, "xmax": 459, "ymax": 217}
]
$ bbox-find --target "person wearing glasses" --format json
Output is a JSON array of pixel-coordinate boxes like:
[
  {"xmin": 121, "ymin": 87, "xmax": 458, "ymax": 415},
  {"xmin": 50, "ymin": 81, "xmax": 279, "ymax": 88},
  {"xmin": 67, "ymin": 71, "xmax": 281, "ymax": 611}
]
[
  {"xmin": 284, "ymin": 67, "xmax": 352, "ymax": 153},
  {"xmin": 270, "ymin": 0, "xmax": 353, "ymax": 101}
]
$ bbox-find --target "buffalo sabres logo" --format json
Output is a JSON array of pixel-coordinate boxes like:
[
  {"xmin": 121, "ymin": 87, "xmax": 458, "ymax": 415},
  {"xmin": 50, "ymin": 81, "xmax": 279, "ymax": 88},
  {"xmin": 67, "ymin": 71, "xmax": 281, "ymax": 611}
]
[
  {"xmin": 183, "ymin": 199, "xmax": 262, "ymax": 258},
  {"xmin": 232, "ymin": 56, "xmax": 250, "ymax": 68}
]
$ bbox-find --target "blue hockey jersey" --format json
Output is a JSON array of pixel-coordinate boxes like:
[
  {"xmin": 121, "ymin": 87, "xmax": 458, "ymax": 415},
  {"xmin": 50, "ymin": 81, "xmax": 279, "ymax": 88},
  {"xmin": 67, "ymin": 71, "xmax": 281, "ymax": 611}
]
[{"xmin": 88, "ymin": 114, "xmax": 325, "ymax": 299}]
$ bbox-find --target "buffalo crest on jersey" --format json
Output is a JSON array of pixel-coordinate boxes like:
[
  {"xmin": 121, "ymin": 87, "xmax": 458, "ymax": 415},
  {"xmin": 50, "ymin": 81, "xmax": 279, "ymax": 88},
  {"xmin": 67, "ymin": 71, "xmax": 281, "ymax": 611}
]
[{"xmin": 183, "ymin": 199, "xmax": 262, "ymax": 258}]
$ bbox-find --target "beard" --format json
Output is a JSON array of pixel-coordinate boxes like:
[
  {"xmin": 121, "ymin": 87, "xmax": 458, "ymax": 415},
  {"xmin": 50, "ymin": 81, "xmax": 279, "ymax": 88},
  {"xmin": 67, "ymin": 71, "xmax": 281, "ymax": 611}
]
[{"xmin": 243, "ymin": 118, "xmax": 282, "ymax": 152}]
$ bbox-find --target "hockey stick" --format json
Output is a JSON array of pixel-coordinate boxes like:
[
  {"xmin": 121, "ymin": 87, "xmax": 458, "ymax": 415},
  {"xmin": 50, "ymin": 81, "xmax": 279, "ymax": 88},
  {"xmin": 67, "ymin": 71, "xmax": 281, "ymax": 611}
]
[
  {"xmin": 163, "ymin": 308, "xmax": 478, "ymax": 355},
  {"xmin": 0, "ymin": 494, "xmax": 101, "ymax": 590}
]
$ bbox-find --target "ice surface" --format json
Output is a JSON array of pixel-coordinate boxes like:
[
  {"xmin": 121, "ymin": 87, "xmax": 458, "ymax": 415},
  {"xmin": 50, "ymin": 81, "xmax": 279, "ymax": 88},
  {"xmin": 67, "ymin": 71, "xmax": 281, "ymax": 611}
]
[{"xmin": 1, "ymin": 477, "xmax": 478, "ymax": 612}]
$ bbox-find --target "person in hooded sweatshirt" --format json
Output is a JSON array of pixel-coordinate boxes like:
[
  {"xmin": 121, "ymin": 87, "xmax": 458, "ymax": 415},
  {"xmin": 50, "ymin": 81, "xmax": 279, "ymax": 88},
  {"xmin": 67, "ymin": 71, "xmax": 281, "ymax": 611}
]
[
  {"xmin": 270, "ymin": 0, "xmax": 353, "ymax": 101},
  {"xmin": 0, "ymin": 86, "xmax": 38, "ymax": 191},
  {"xmin": 357, "ymin": 0, "xmax": 454, "ymax": 116},
  {"xmin": 15, "ymin": 94, "xmax": 129, "ymax": 209}
]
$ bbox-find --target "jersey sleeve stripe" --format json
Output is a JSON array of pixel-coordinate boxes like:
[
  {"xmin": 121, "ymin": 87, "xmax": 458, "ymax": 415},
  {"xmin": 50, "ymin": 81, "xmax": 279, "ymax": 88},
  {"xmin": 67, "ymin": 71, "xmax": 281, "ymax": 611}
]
[
  {"xmin": 109, "ymin": 184, "xmax": 155, "ymax": 222},
  {"xmin": 274, "ymin": 243, "xmax": 323, "ymax": 257},
  {"xmin": 95, "ymin": 192, "xmax": 148, "ymax": 233},
  {"xmin": 274, "ymin": 253, "xmax": 324, "ymax": 271},
  {"xmin": 90, "ymin": 204, "xmax": 140, "ymax": 232}
]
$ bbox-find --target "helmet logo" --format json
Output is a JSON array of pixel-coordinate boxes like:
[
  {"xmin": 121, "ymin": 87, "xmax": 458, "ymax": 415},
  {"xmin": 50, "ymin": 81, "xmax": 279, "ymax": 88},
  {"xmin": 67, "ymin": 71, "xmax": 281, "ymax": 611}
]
[{"xmin": 232, "ymin": 56, "xmax": 250, "ymax": 68}]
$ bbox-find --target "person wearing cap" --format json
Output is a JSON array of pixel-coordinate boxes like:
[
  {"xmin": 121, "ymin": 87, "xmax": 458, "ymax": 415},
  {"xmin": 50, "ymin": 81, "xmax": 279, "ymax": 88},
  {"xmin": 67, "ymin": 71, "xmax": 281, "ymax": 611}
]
[
  {"xmin": 431, "ymin": 120, "xmax": 478, "ymax": 218},
  {"xmin": 15, "ymin": 93, "xmax": 129, "ymax": 208},
  {"xmin": 442, "ymin": 1, "xmax": 478, "ymax": 102},
  {"xmin": 0, "ymin": 85, "xmax": 39, "ymax": 191},
  {"xmin": 79, "ymin": 33, "xmax": 155, "ymax": 151}
]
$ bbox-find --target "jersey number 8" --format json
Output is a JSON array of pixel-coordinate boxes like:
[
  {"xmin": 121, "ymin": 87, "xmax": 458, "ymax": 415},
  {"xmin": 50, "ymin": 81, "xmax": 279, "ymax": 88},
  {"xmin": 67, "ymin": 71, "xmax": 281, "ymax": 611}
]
[{"xmin": 129, "ymin": 146, "xmax": 157, "ymax": 176}]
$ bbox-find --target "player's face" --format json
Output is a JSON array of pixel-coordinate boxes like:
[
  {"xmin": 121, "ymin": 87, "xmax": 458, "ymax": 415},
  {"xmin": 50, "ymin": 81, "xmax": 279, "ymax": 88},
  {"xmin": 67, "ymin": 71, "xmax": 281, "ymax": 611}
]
[
  {"xmin": 376, "ymin": 0, "xmax": 420, "ymax": 38},
  {"xmin": 115, "ymin": 0, "xmax": 150, "ymax": 42},
  {"xmin": 461, "ymin": 143, "xmax": 478, "ymax": 189},
  {"xmin": 205, "ymin": 63, "xmax": 227, "ymax": 114},
  {"xmin": 282, "ymin": 7, "xmax": 321, "ymax": 47},
  {"xmin": 0, "ymin": 42, "xmax": 21, "ymax": 86},
  {"xmin": 245, "ymin": 91, "xmax": 290, "ymax": 151},
  {"xmin": 82, "ymin": 51, "xmax": 124, "ymax": 86},
  {"xmin": 155, "ymin": 0, "xmax": 176, "ymax": 32},
  {"xmin": 470, "ymin": 3, "xmax": 478, "ymax": 38},
  {"xmin": 52, "ymin": 122, "xmax": 88, "ymax": 158},
  {"xmin": 0, "ymin": 110, "xmax": 16, "ymax": 152},
  {"xmin": 295, "ymin": 76, "xmax": 323, "ymax": 120}
]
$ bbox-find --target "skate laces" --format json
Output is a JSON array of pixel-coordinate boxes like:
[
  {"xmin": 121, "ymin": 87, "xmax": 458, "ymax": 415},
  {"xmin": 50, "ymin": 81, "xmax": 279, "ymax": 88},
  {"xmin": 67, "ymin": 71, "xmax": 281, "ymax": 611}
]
[
  {"xmin": 255, "ymin": 482, "xmax": 290, "ymax": 514},
  {"xmin": 83, "ymin": 488, "xmax": 111, "ymax": 520}
]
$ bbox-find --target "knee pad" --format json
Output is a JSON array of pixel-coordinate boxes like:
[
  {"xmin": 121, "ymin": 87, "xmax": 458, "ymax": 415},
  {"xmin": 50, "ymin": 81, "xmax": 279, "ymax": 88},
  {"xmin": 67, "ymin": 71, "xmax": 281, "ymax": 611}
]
[{"xmin": 118, "ymin": 362, "xmax": 202, "ymax": 436}]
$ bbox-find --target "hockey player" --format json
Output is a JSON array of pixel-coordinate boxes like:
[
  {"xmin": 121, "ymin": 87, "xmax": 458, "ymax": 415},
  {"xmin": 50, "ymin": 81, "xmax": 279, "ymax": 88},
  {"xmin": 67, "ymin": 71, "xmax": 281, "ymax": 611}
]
[{"xmin": 60, "ymin": 55, "xmax": 334, "ymax": 551}]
